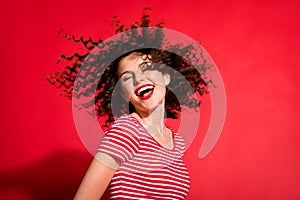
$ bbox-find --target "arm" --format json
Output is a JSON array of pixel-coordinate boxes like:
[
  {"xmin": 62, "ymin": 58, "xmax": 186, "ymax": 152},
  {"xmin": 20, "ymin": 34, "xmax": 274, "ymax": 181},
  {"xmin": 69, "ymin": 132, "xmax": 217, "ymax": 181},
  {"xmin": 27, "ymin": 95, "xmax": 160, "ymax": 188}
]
[
  {"xmin": 74, "ymin": 158, "xmax": 116, "ymax": 200},
  {"xmin": 75, "ymin": 116, "xmax": 139, "ymax": 199}
]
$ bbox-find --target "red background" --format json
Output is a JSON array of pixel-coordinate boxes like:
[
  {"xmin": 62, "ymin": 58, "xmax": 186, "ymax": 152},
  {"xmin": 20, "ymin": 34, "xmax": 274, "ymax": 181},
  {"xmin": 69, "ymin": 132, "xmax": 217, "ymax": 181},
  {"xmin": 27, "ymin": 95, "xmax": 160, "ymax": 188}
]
[{"xmin": 0, "ymin": 0, "xmax": 299, "ymax": 199}]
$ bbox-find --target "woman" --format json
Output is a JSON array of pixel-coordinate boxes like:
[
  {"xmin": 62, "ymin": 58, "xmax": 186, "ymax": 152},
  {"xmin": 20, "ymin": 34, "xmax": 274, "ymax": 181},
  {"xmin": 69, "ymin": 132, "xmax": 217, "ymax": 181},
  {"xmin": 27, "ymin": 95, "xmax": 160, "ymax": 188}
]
[
  {"xmin": 75, "ymin": 51, "xmax": 192, "ymax": 199},
  {"xmin": 47, "ymin": 11, "xmax": 209, "ymax": 199}
]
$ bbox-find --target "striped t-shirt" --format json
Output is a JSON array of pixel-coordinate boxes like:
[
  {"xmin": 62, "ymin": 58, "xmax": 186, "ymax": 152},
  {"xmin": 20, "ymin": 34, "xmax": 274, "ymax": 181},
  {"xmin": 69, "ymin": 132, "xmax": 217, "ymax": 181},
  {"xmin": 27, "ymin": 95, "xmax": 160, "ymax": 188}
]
[{"xmin": 97, "ymin": 114, "xmax": 190, "ymax": 199}]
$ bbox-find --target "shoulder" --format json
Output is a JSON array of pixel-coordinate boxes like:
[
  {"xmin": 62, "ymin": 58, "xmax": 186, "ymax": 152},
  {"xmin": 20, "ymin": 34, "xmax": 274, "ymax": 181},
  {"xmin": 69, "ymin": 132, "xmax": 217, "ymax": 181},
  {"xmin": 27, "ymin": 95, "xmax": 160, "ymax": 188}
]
[
  {"xmin": 172, "ymin": 131, "xmax": 187, "ymax": 154},
  {"xmin": 106, "ymin": 114, "xmax": 142, "ymax": 140},
  {"xmin": 99, "ymin": 115, "xmax": 142, "ymax": 163},
  {"xmin": 111, "ymin": 114, "xmax": 139, "ymax": 126}
]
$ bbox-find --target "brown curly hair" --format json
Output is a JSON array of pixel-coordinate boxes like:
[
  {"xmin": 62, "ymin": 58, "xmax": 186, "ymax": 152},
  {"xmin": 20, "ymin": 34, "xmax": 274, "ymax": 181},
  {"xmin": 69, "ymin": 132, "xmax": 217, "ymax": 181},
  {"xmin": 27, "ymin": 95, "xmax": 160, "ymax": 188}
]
[{"xmin": 47, "ymin": 8, "xmax": 211, "ymax": 127}]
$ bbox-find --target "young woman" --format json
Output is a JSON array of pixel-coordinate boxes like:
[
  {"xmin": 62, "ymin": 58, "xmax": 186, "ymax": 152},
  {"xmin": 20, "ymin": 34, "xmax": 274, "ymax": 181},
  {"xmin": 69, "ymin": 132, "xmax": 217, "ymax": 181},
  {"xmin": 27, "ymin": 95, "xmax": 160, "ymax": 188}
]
[
  {"xmin": 47, "ymin": 11, "xmax": 209, "ymax": 199},
  {"xmin": 74, "ymin": 51, "xmax": 192, "ymax": 199}
]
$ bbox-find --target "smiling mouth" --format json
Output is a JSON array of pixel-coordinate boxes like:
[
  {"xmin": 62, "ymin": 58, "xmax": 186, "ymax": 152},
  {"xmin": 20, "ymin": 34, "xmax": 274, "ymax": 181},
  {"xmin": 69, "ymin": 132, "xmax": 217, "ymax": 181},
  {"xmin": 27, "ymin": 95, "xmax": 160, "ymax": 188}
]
[{"xmin": 135, "ymin": 84, "xmax": 154, "ymax": 100}]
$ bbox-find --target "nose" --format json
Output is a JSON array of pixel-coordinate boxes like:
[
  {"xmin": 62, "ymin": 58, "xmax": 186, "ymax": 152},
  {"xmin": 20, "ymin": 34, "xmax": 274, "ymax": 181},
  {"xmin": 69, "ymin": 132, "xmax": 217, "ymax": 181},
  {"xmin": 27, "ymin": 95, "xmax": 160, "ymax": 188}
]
[{"xmin": 133, "ymin": 71, "xmax": 145, "ymax": 86}]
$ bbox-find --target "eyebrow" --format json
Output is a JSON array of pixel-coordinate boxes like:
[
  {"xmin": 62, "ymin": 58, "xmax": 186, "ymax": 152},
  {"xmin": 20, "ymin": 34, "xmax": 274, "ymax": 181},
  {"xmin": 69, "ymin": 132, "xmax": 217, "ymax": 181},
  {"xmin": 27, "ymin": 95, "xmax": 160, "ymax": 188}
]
[{"xmin": 119, "ymin": 71, "xmax": 132, "ymax": 78}]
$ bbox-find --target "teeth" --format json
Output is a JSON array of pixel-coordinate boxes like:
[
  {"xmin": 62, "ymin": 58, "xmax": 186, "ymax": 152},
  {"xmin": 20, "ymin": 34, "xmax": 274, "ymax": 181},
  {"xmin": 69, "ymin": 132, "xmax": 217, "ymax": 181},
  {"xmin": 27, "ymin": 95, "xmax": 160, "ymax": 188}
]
[{"xmin": 137, "ymin": 85, "xmax": 154, "ymax": 96}]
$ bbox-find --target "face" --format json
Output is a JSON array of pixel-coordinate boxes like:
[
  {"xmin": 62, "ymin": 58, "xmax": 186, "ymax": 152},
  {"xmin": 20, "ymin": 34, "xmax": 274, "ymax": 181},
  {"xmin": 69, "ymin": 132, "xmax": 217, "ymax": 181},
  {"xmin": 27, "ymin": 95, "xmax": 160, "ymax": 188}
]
[{"xmin": 117, "ymin": 53, "xmax": 170, "ymax": 114}]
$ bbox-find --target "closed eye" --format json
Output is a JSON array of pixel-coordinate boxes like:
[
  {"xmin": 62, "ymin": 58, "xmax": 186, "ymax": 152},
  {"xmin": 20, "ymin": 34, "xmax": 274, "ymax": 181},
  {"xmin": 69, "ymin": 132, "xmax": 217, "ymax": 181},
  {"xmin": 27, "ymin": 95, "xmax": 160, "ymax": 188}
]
[
  {"xmin": 123, "ymin": 75, "xmax": 132, "ymax": 81},
  {"xmin": 119, "ymin": 71, "xmax": 133, "ymax": 81},
  {"xmin": 120, "ymin": 71, "xmax": 133, "ymax": 82}
]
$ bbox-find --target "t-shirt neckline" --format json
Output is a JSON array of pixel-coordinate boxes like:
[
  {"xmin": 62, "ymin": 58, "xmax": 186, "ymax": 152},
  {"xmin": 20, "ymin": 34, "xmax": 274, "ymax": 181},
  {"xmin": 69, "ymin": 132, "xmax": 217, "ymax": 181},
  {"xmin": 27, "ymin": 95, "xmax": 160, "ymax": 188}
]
[{"xmin": 125, "ymin": 114, "xmax": 176, "ymax": 151}]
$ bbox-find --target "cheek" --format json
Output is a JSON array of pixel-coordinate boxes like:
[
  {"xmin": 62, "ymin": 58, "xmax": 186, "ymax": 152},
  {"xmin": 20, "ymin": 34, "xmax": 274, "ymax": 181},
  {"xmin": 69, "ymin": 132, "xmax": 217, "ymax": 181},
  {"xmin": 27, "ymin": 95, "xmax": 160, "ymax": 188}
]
[
  {"xmin": 120, "ymin": 83, "xmax": 133, "ymax": 100},
  {"xmin": 156, "ymin": 84, "xmax": 167, "ymax": 95},
  {"xmin": 145, "ymin": 72, "xmax": 165, "ymax": 85}
]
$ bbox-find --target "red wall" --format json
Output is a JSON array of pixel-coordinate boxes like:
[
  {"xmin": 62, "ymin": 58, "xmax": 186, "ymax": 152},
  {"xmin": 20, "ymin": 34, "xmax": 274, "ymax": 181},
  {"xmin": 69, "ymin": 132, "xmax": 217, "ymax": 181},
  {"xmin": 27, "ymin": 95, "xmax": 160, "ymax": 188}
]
[{"xmin": 0, "ymin": 0, "xmax": 299, "ymax": 199}]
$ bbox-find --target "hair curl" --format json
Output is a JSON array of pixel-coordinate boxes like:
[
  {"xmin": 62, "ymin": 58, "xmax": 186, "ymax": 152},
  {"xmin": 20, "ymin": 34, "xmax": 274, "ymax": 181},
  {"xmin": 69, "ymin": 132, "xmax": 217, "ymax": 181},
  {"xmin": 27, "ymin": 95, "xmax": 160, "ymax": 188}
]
[{"xmin": 47, "ymin": 8, "xmax": 212, "ymax": 127}]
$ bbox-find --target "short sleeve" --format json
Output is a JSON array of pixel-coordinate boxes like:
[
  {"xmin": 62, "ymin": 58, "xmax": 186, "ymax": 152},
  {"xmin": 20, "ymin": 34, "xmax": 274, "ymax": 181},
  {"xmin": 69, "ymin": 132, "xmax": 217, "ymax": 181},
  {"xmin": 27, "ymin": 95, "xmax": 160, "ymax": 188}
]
[
  {"xmin": 95, "ymin": 152, "xmax": 121, "ymax": 170},
  {"xmin": 97, "ymin": 116, "xmax": 140, "ymax": 164}
]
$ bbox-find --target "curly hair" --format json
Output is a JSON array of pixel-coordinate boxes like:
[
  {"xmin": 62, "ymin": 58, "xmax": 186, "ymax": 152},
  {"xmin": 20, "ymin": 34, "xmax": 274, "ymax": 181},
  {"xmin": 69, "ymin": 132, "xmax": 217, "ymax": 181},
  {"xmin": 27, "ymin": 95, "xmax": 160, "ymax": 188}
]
[{"xmin": 47, "ymin": 8, "xmax": 212, "ymax": 127}]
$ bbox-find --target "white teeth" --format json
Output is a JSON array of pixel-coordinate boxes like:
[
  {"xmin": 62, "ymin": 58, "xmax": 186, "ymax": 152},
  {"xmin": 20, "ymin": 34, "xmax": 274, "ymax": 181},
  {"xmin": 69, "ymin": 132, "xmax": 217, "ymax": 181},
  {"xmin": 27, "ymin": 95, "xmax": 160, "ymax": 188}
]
[{"xmin": 137, "ymin": 85, "xmax": 154, "ymax": 96}]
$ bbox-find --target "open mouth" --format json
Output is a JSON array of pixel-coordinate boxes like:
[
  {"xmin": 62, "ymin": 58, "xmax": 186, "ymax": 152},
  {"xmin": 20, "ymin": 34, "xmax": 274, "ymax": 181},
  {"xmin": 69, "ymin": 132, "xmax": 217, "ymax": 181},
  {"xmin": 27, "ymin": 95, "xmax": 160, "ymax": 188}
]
[{"xmin": 134, "ymin": 84, "xmax": 154, "ymax": 100}]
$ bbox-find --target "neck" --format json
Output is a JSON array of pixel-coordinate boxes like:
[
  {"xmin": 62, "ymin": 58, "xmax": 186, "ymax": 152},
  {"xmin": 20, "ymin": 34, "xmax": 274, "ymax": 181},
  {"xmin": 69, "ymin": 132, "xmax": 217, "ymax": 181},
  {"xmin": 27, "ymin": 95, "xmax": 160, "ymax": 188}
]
[{"xmin": 133, "ymin": 103, "xmax": 166, "ymax": 135}]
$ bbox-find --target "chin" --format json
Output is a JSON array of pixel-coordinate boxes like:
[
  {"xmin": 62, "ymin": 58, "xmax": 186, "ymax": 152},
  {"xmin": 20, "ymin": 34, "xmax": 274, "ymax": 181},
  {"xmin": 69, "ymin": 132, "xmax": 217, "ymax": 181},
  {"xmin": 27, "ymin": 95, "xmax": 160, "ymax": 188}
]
[{"xmin": 131, "ymin": 98, "xmax": 165, "ymax": 115}]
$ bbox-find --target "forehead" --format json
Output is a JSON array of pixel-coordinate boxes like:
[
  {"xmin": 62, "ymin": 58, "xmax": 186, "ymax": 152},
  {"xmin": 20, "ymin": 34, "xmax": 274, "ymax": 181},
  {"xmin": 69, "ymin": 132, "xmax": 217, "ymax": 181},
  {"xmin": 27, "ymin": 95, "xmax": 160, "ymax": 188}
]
[{"xmin": 117, "ymin": 53, "xmax": 150, "ymax": 74}]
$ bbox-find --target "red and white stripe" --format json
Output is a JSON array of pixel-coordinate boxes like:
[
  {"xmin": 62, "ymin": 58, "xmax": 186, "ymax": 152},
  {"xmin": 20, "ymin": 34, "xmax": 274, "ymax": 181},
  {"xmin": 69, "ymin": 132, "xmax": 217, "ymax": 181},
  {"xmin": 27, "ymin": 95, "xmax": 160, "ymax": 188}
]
[{"xmin": 98, "ymin": 115, "xmax": 190, "ymax": 199}]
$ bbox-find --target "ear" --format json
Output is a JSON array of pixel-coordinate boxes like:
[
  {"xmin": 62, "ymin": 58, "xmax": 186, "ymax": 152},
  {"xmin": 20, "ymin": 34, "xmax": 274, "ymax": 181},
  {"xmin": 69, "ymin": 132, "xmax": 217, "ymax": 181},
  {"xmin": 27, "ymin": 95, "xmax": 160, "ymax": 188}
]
[{"xmin": 163, "ymin": 73, "xmax": 170, "ymax": 86}]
